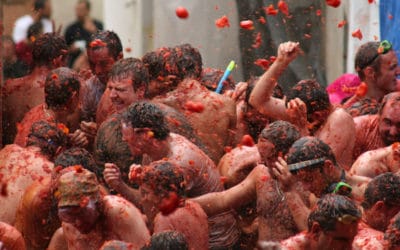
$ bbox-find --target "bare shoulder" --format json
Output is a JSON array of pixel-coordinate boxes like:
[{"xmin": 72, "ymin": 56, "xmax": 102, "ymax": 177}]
[
  {"xmin": 280, "ymin": 233, "xmax": 308, "ymax": 250},
  {"xmin": 330, "ymin": 108, "xmax": 354, "ymax": 124},
  {"xmin": 103, "ymin": 195, "xmax": 142, "ymax": 216}
]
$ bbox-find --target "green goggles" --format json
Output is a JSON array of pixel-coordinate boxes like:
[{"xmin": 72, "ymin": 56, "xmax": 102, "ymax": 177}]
[
  {"xmin": 332, "ymin": 181, "xmax": 352, "ymax": 196},
  {"xmin": 360, "ymin": 40, "xmax": 392, "ymax": 70}
]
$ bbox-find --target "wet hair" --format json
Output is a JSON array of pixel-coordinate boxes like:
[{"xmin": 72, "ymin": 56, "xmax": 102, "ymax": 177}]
[
  {"xmin": 142, "ymin": 46, "xmax": 179, "ymax": 81},
  {"xmin": 308, "ymin": 194, "xmax": 361, "ymax": 232},
  {"xmin": 32, "ymin": 33, "xmax": 68, "ymax": 67},
  {"xmin": 141, "ymin": 231, "xmax": 189, "ymax": 250},
  {"xmin": 121, "ymin": 101, "xmax": 170, "ymax": 140},
  {"xmin": 45, "ymin": 67, "xmax": 80, "ymax": 109},
  {"xmin": 34, "ymin": 0, "xmax": 48, "ymax": 11},
  {"xmin": 201, "ymin": 67, "xmax": 235, "ymax": 92},
  {"xmin": 384, "ymin": 211, "xmax": 400, "ymax": 248},
  {"xmin": 27, "ymin": 22, "xmax": 43, "ymax": 41},
  {"xmin": 378, "ymin": 91, "xmax": 400, "ymax": 115},
  {"xmin": 355, "ymin": 41, "xmax": 383, "ymax": 80},
  {"xmin": 54, "ymin": 147, "xmax": 99, "ymax": 176},
  {"xmin": 286, "ymin": 137, "xmax": 338, "ymax": 170},
  {"xmin": 88, "ymin": 30, "xmax": 123, "ymax": 60},
  {"xmin": 286, "ymin": 79, "xmax": 330, "ymax": 120},
  {"xmin": 26, "ymin": 120, "xmax": 69, "ymax": 158},
  {"xmin": 362, "ymin": 173, "xmax": 400, "ymax": 209},
  {"xmin": 174, "ymin": 43, "xmax": 202, "ymax": 80},
  {"xmin": 109, "ymin": 57, "xmax": 149, "ymax": 95},
  {"xmin": 259, "ymin": 120, "xmax": 300, "ymax": 157},
  {"xmin": 138, "ymin": 160, "xmax": 186, "ymax": 198}
]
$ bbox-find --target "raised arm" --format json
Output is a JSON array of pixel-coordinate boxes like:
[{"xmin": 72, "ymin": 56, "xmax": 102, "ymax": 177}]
[
  {"xmin": 249, "ymin": 41, "xmax": 300, "ymax": 120},
  {"xmin": 190, "ymin": 165, "xmax": 266, "ymax": 216}
]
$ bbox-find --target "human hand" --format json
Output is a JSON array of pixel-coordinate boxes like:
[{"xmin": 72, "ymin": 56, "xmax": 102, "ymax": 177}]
[
  {"xmin": 69, "ymin": 129, "xmax": 89, "ymax": 147},
  {"xmin": 129, "ymin": 164, "xmax": 143, "ymax": 182},
  {"xmin": 286, "ymin": 97, "xmax": 309, "ymax": 135},
  {"xmin": 225, "ymin": 81, "xmax": 248, "ymax": 102},
  {"xmin": 80, "ymin": 121, "xmax": 98, "ymax": 138},
  {"xmin": 104, "ymin": 163, "xmax": 124, "ymax": 190},
  {"xmin": 276, "ymin": 41, "xmax": 300, "ymax": 65},
  {"xmin": 272, "ymin": 157, "xmax": 296, "ymax": 192}
]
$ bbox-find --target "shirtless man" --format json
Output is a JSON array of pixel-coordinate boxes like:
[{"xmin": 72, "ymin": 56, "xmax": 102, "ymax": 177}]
[
  {"xmin": 94, "ymin": 58, "xmax": 206, "ymax": 181},
  {"xmin": 153, "ymin": 44, "xmax": 237, "ymax": 163},
  {"xmin": 48, "ymin": 168, "xmax": 149, "ymax": 250},
  {"xmin": 15, "ymin": 147, "xmax": 98, "ymax": 250},
  {"xmin": 352, "ymin": 173, "xmax": 400, "ymax": 249},
  {"xmin": 104, "ymin": 101, "xmax": 240, "ymax": 249},
  {"xmin": 2, "ymin": 33, "xmax": 68, "ymax": 144},
  {"xmin": 14, "ymin": 67, "xmax": 87, "ymax": 148},
  {"xmin": 249, "ymin": 41, "xmax": 355, "ymax": 169},
  {"xmin": 0, "ymin": 120, "xmax": 68, "ymax": 224},
  {"xmin": 346, "ymin": 40, "xmax": 400, "ymax": 117},
  {"xmin": 384, "ymin": 211, "xmax": 400, "ymax": 249},
  {"xmin": 135, "ymin": 160, "xmax": 209, "ymax": 250},
  {"xmin": 350, "ymin": 142, "xmax": 400, "ymax": 178},
  {"xmin": 281, "ymin": 194, "xmax": 361, "ymax": 250},
  {"xmin": 272, "ymin": 137, "xmax": 370, "ymax": 231},
  {"xmin": 353, "ymin": 91, "xmax": 400, "ymax": 161},
  {"xmin": 81, "ymin": 30, "xmax": 123, "ymax": 123}
]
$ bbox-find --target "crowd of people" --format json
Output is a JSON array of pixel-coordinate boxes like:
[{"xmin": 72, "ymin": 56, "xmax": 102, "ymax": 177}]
[{"xmin": 2, "ymin": 0, "xmax": 400, "ymax": 249}]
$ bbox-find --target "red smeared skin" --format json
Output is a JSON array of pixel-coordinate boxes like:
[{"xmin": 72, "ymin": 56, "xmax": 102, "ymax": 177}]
[
  {"xmin": 352, "ymin": 28, "xmax": 363, "ymax": 40},
  {"xmin": 158, "ymin": 192, "xmax": 180, "ymax": 215},
  {"xmin": 215, "ymin": 15, "xmax": 230, "ymax": 28},
  {"xmin": 89, "ymin": 39, "xmax": 107, "ymax": 48},
  {"xmin": 184, "ymin": 101, "xmax": 205, "ymax": 113}
]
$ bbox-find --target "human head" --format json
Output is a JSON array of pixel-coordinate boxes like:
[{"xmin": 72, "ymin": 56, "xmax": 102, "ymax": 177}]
[
  {"xmin": 32, "ymin": 33, "xmax": 68, "ymax": 68},
  {"xmin": 174, "ymin": 43, "xmax": 202, "ymax": 80},
  {"xmin": 286, "ymin": 79, "xmax": 331, "ymax": 127},
  {"xmin": 27, "ymin": 22, "xmax": 43, "ymax": 43},
  {"xmin": 107, "ymin": 57, "xmax": 149, "ymax": 111},
  {"xmin": 135, "ymin": 160, "xmax": 185, "ymax": 216},
  {"xmin": 56, "ymin": 168, "xmax": 101, "ymax": 234},
  {"xmin": 75, "ymin": 0, "xmax": 91, "ymax": 21},
  {"xmin": 54, "ymin": 147, "xmax": 99, "ymax": 177},
  {"xmin": 257, "ymin": 120, "xmax": 300, "ymax": 165},
  {"xmin": 87, "ymin": 30, "xmax": 123, "ymax": 84},
  {"xmin": 142, "ymin": 46, "xmax": 180, "ymax": 98},
  {"xmin": 26, "ymin": 120, "xmax": 69, "ymax": 160},
  {"xmin": 362, "ymin": 173, "xmax": 400, "ymax": 231},
  {"xmin": 286, "ymin": 137, "xmax": 339, "ymax": 196},
  {"xmin": 34, "ymin": 0, "xmax": 52, "ymax": 18},
  {"xmin": 384, "ymin": 211, "xmax": 400, "ymax": 249},
  {"xmin": 45, "ymin": 67, "xmax": 80, "ymax": 111},
  {"xmin": 201, "ymin": 67, "xmax": 235, "ymax": 93},
  {"xmin": 308, "ymin": 194, "xmax": 361, "ymax": 250},
  {"xmin": 378, "ymin": 92, "xmax": 400, "ymax": 145},
  {"xmin": 121, "ymin": 101, "xmax": 170, "ymax": 155},
  {"xmin": 355, "ymin": 40, "xmax": 399, "ymax": 96},
  {"xmin": 141, "ymin": 231, "xmax": 189, "ymax": 250}
]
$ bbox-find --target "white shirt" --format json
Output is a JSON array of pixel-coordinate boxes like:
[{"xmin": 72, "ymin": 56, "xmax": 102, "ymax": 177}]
[{"xmin": 12, "ymin": 15, "xmax": 53, "ymax": 43}]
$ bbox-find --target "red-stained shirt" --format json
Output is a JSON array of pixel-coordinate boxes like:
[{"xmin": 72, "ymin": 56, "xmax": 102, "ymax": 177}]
[
  {"xmin": 154, "ymin": 201, "xmax": 209, "ymax": 250},
  {"xmin": 353, "ymin": 115, "xmax": 385, "ymax": 161},
  {"xmin": 14, "ymin": 104, "xmax": 55, "ymax": 147}
]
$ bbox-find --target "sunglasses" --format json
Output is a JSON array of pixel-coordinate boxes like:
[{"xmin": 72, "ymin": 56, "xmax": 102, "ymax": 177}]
[
  {"xmin": 288, "ymin": 157, "xmax": 326, "ymax": 173},
  {"xmin": 337, "ymin": 214, "xmax": 359, "ymax": 225},
  {"xmin": 359, "ymin": 40, "xmax": 392, "ymax": 70}
]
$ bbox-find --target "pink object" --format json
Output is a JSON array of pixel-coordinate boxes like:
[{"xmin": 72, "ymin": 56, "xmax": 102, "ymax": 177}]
[{"xmin": 326, "ymin": 73, "xmax": 361, "ymax": 104}]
